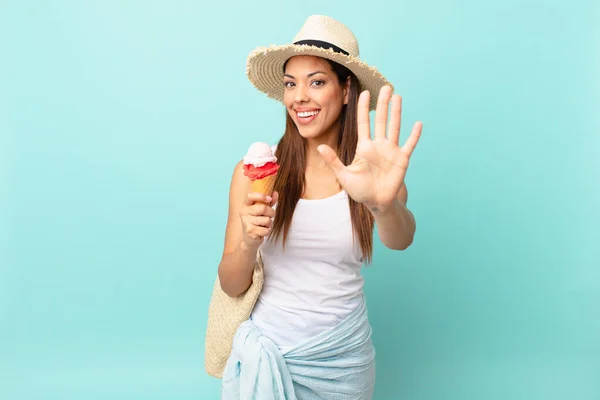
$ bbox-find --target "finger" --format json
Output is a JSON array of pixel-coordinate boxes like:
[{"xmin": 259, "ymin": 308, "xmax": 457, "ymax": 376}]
[
  {"xmin": 317, "ymin": 144, "xmax": 346, "ymax": 179},
  {"xmin": 245, "ymin": 191, "xmax": 272, "ymax": 206},
  {"xmin": 357, "ymin": 90, "xmax": 371, "ymax": 141},
  {"xmin": 270, "ymin": 190, "xmax": 279, "ymax": 208},
  {"xmin": 388, "ymin": 94, "xmax": 402, "ymax": 146},
  {"xmin": 401, "ymin": 121, "xmax": 423, "ymax": 157},
  {"xmin": 247, "ymin": 225, "xmax": 270, "ymax": 239},
  {"xmin": 256, "ymin": 226, "xmax": 270, "ymax": 237},
  {"xmin": 248, "ymin": 203, "xmax": 275, "ymax": 218},
  {"xmin": 248, "ymin": 215, "xmax": 272, "ymax": 228},
  {"xmin": 374, "ymin": 85, "xmax": 392, "ymax": 141}
]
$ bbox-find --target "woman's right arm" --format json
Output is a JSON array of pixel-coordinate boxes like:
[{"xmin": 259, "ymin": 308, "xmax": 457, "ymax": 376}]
[{"xmin": 218, "ymin": 160, "xmax": 278, "ymax": 298}]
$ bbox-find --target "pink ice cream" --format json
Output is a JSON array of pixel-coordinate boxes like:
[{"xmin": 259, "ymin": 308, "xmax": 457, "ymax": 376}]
[{"xmin": 243, "ymin": 142, "xmax": 279, "ymax": 180}]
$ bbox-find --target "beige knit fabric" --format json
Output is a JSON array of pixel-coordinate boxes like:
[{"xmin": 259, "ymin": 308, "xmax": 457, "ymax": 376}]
[{"xmin": 204, "ymin": 250, "xmax": 264, "ymax": 378}]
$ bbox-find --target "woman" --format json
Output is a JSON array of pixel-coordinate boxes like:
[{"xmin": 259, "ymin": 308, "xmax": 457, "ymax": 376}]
[{"xmin": 219, "ymin": 15, "xmax": 423, "ymax": 399}]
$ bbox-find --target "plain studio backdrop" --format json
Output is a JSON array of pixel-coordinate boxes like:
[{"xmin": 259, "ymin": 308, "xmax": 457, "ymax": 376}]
[{"xmin": 1, "ymin": 0, "xmax": 599, "ymax": 399}]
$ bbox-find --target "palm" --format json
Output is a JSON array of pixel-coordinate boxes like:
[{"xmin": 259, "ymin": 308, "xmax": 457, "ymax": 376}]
[
  {"xmin": 342, "ymin": 137, "xmax": 409, "ymax": 206},
  {"xmin": 318, "ymin": 86, "xmax": 422, "ymax": 209}
]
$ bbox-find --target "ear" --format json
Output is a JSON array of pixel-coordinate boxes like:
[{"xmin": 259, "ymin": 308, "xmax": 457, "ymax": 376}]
[{"xmin": 343, "ymin": 76, "xmax": 351, "ymax": 105}]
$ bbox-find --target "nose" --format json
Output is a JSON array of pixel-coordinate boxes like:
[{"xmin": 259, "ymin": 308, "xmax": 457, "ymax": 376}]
[{"xmin": 294, "ymin": 84, "xmax": 309, "ymax": 104}]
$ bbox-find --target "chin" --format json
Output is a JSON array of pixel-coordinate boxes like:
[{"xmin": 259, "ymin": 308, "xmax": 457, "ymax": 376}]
[{"xmin": 296, "ymin": 126, "xmax": 324, "ymax": 139}]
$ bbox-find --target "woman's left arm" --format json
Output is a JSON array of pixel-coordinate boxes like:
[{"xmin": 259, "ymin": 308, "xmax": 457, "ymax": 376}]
[
  {"xmin": 369, "ymin": 182, "xmax": 415, "ymax": 250},
  {"xmin": 317, "ymin": 85, "xmax": 422, "ymax": 251}
]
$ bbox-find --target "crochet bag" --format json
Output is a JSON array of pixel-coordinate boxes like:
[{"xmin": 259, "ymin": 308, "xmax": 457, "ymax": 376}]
[{"xmin": 204, "ymin": 250, "xmax": 264, "ymax": 378}]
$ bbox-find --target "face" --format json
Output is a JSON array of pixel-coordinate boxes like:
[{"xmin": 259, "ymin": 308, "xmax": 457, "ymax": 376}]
[{"xmin": 283, "ymin": 56, "xmax": 349, "ymax": 139}]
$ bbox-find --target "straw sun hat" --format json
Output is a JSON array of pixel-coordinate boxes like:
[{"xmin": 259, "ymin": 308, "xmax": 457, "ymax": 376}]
[{"xmin": 246, "ymin": 14, "xmax": 393, "ymax": 111}]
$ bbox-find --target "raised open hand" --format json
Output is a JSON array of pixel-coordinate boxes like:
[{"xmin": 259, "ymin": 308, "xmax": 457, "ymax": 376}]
[{"xmin": 317, "ymin": 85, "xmax": 422, "ymax": 210}]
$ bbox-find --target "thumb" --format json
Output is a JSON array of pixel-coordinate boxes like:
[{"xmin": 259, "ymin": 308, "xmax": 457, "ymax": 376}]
[
  {"xmin": 317, "ymin": 145, "xmax": 345, "ymax": 177},
  {"xmin": 270, "ymin": 190, "xmax": 279, "ymax": 207}
]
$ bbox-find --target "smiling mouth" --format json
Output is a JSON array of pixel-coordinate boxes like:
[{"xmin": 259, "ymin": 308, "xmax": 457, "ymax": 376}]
[{"xmin": 296, "ymin": 110, "xmax": 320, "ymax": 118}]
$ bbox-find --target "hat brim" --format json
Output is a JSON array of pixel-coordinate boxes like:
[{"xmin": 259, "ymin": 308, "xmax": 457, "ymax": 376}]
[{"xmin": 246, "ymin": 44, "xmax": 393, "ymax": 111}]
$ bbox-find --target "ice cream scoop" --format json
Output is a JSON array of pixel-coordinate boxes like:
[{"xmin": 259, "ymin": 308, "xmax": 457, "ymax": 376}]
[{"xmin": 243, "ymin": 142, "xmax": 277, "ymax": 167}]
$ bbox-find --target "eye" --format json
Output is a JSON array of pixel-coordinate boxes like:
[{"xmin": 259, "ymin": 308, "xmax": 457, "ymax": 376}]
[
  {"xmin": 284, "ymin": 81, "xmax": 295, "ymax": 88},
  {"xmin": 311, "ymin": 80, "xmax": 325, "ymax": 87}
]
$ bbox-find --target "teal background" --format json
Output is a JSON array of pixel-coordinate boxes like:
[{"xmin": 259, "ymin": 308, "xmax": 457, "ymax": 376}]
[{"xmin": 1, "ymin": 0, "xmax": 599, "ymax": 399}]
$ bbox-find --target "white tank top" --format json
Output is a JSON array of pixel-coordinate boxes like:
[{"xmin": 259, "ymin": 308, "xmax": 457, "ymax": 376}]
[{"xmin": 250, "ymin": 189, "xmax": 365, "ymax": 352}]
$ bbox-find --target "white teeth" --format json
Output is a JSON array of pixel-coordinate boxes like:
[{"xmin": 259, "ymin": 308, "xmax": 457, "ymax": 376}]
[{"xmin": 298, "ymin": 110, "xmax": 319, "ymax": 118}]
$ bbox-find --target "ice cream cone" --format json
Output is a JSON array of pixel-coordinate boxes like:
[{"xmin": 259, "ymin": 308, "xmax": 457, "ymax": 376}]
[
  {"xmin": 250, "ymin": 173, "xmax": 277, "ymax": 196},
  {"xmin": 243, "ymin": 142, "xmax": 279, "ymax": 203}
]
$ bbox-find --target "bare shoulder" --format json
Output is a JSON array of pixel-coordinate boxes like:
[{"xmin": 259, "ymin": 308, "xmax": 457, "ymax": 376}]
[
  {"xmin": 222, "ymin": 160, "xmax": 250, "ymax": 256},
  {"xmin": 229, "ymin": 159, "xmax": 250, "ymax": 211},
  {"xmin": 231, "ymin": 159, "xmax": 250, "ymax": 189}
]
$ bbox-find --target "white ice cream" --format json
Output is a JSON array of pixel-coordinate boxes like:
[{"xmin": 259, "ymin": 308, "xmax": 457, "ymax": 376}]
[{"xmin": 243, "ymin": 142, "xmax": 278, "ymax": 167}]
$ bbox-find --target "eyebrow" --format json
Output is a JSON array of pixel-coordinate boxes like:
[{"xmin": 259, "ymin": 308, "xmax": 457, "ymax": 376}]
[{"xmin": 284, "ymin": 70, "xmax": 327, "ymax": 79}]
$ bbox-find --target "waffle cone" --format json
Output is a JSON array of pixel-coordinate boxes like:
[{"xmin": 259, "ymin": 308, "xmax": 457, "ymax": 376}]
[{"xmin": 250, "ymin": 173, "xmax": 277, "ymax": 196}]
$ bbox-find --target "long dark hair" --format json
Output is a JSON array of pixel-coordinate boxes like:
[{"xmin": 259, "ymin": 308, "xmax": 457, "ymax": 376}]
[{"xmin": 269, "ymin": 58, "xmax": 375, "ymax": 263}]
